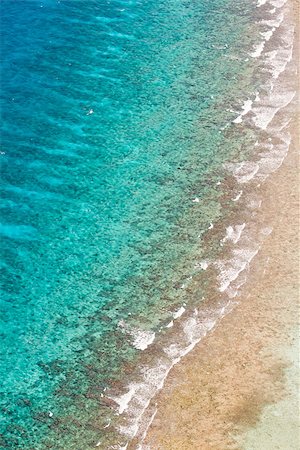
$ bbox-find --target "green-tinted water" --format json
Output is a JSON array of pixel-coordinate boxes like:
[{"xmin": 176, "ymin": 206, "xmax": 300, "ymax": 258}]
[{"xmin": 1, "ymin": 0, "xmax": 261, "ymax": 447}]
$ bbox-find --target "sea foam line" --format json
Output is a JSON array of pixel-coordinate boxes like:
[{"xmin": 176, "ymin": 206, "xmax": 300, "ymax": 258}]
[
  {"xmin": 114, "ymin": 216, "xmax": 272, "ymax": 448},
  {"xmin": 111, "ymin": 2, "xmax": 295, "ymax": 446},
  {"xmin": 110, "ymin": 296, "xmax": 237, "ymax": 449},
  {"xmin": 233, "ymin": 99, "xmax": 253, "ymax": 123}
]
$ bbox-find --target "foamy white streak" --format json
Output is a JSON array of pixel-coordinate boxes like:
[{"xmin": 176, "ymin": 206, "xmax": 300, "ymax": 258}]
[
  {"xmin": 260, "ymin": 27, "xmax": 276, "ymax": 41},
  {"xmin": 216, "ymin": 247, "xmax": 259, "ymax": 293},
  {"xmin": 136, "ymin": 407, "xmax": 158, "ymax": 450},
  {"xmin": 132, "ymin": 330, "xmax": 156, "ymax": 351},
  {"xmin": 222, "ymin": 224, "xmax": 246, "ymax": 245},
  {"xmin": 113, "ymin": 300, "xmax": 235, "ymax": 448},
  {"xmin": 119, "ymin": 444, "xmax": 128, "ymax": 450},
  {"xmin": 225, "ymin": 271, "xmax": 248, "ymax": 299},
  {"xmin": 118, "ymin": 321, "xmax": 156, "ymax": 351},
  {"xmin": 266, "ymin": 20, "xmax": 294, "ymax": 78},
  {"xmin": 250, "ymin": 41, "xmax": 266, "ymax": 58},
  {"xmin": 270, "ymin": 0, "xmax": 287, "ymax": 7},
  {"xmin": 173, "ymin": 306, "xmax": 186, "ymax": 319},
  {"xmin": 226, "ymin": 127, "xmax": 291, "ymax": 186},
  {"xmin": 115, "ymin": 386, "xmax": 138, "ymax": 414},
  {"xmin": 225, "ymin": 161, "xmax": 260, "ymax": 184},
  {"xmin": 257, "ymin": 0, "xmax": 268, "ymax": 6},
  {"xmin": 233, "ymin": 99, "xmax": 253, "ymax": 123},
  {"xmin": 261, "ymin": 11, "xmax": 284, "ymax": 28},
  {"xmin": 256, "ymin": 133, "xmax": 291, "ymax": 180},
  {"xmin": 200, "ymin": 261, "xmax": 209, "ymax": 270},
  {"xmin": 253, "ymin": 90, "xmax": 295, "ymax": 130},
  {"xmin": 232, "ymin": 190, "xmax": 243, "ymax": 202}
]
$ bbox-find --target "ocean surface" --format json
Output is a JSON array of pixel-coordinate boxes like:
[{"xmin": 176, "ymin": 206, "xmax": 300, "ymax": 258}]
[{"xmin": 1, "ymin": 0, "xmax": 295, "ymax": 448}]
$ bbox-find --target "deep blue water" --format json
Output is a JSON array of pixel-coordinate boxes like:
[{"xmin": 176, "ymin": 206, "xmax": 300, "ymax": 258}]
[{"xmin": 0, "ymin": 0, "xmax": 259, "ymax": 448}]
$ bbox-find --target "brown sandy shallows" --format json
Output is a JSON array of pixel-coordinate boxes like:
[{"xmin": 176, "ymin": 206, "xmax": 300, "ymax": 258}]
[
  {"xmin": 137, "ymin": 119, "xmax": 299, "ymax": 450},
  {"xmin": 135, "ymin": 8, "xmax": 300, "ymax": 450}
]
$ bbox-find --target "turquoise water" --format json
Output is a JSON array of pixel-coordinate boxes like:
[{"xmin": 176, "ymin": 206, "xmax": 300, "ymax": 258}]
[{"xmin": 1, "ymin": 0, "xmax": 260, "ymax": 448}]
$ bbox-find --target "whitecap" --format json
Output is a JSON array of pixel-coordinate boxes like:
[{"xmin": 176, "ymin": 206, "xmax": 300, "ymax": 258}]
[
  {"xmin": 233, "ymin": 99, "xmax": 253, "ymax": 123},
  {"xmin": 199, "ymin": 261, "xmax": 209, "ymax": 270},
  {"xmin": 250, "ymin": 41, "xmax": 266, "ymax": 58},
  {"xmin": 253, "ymin": 90, "xmax": 295, "ymax": 130},
  {"xmin": 216, "ymin": 247, "xmax": 259, "ymax": 293},
  {"xmin": 232, "ymin": 190, "xmax": 243, "ymax": 202},
  {"xmin": 222, "ymin": 224, "xmax": 246, "ymax": 245},
  {"xmin": 114, "ymin": 385, "xmax": 137, "ymax": 415},
  {"xmin": 225, "ymin": 161, "xmax": 260, "ymax": 184},
  {"xmin": 118, "ymin": 321, "xmax": 156, "ymax": 351},
  {"xmin": 270, "ymin": 0, "xmax": 287, "ymax": 7},
  {"xmin": 132, "ymin": 330, "xmax": 156, "ymax": 351},
  {"xmin": 257, "ymin": 0, "xmax": 268, "ymax": 6},
  {"xmin": 261, "ymin": 11, "xmax": 284, "ymax": 28},
  {"xmin": 260, "ymin": 27, "xmax": 276, "ymax": 41},
  {"xmin": 173, "ymin": 306, "xmax": 186, "ymax": 319}
]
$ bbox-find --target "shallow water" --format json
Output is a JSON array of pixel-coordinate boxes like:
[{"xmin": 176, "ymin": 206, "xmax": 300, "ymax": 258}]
[{"xmin": 0, "ymin": 0, "xmax": 271, "ymax": 448}]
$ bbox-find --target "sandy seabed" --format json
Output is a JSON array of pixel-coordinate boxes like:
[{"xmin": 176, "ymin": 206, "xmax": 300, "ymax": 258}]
[
  {"xmin": 137, "ymin": 2, "xmax": 300, "ymax": 449},
  {"xmin": 140, "ymin": 105, "xmax": 299, "ymax": 450}
]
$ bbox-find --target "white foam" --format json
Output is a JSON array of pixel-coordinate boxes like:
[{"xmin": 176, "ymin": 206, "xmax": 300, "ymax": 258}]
[
  {"xmin": 270, "ymin": 0, "xmax": 287, "ymax": 7},
  {"xmin": 250, "ymin": 41, "xmax": 266, "ymax": 58},
  {"xmin": 173, "ymin": 306, "xmax": 186, "ymax": 319},
  {"xmin": 225, "ymin": 161, "xmax": 260, "ymax": 184},
  {"xmin": 114, "ymin": 386, "xmax": 137, "ymax": 414},
  {"xmin": 103, "ymin": 420, "xmax": 111, "ymax": 429},
  {"xmin": 232, "ymin": 190, "xmax": 243, "ymax": 202},
  {"xmin": 118, "ymin": 321, "xmax": 156, "ymax": 351},
  {"xmin": 257, "ymin": 0, "xmax": 268, "ymax": 6},
  {"xmin": 233, "ymin": 99, "xmax": 253, "ymax": 123},
  {"xmin": 136, "ymin": 407, "xmax": 158, "ymax": 450},
  {"xmin": 199, "ymin": 260, "xmax": 209, "ymax": 270},
  {"xmin": 261, "ymin": 11, "xmax": 284, "ymax": 28},
  {"xmin": 216, "ymin": 247, "xmax": 259, "ymax": 293},
  {"xmin": 117, "ymin": 361, "xmax": 175, "ymax": 439},
  {"xmin": 260, "ymin": 27, "xmax": 276, "ymax": 41},
  {"xmin": 112, "ymin": 300, "xmax": 235, "ymax": 448},
  {"xmin": 226, "ymin": 128, "xmax": 291, "ymax": 187},
  {"xmin": 265, "ymin": 22, "xmax": 294, "ymax": 79},
  {"xmin": 253, "ymin": 90, "xmax": 295, "ymax": 130},
  {"xmin": 256, "ymin": 133, "xmax": 291, "ymax": 179},
  {"xmin": 132, "ymin": 330, "xmax": 156, "ymax": 351},
  {"xmin": 225, "ymin": 271, "xmax": 248, "ymax": 299},
  {"xmin": 222, "ymin": 224, "xmax": 246, "ymax": 245},
  {"xmin": 164, "ymin": 312, "xmax": 228, "ymax": 363}
]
